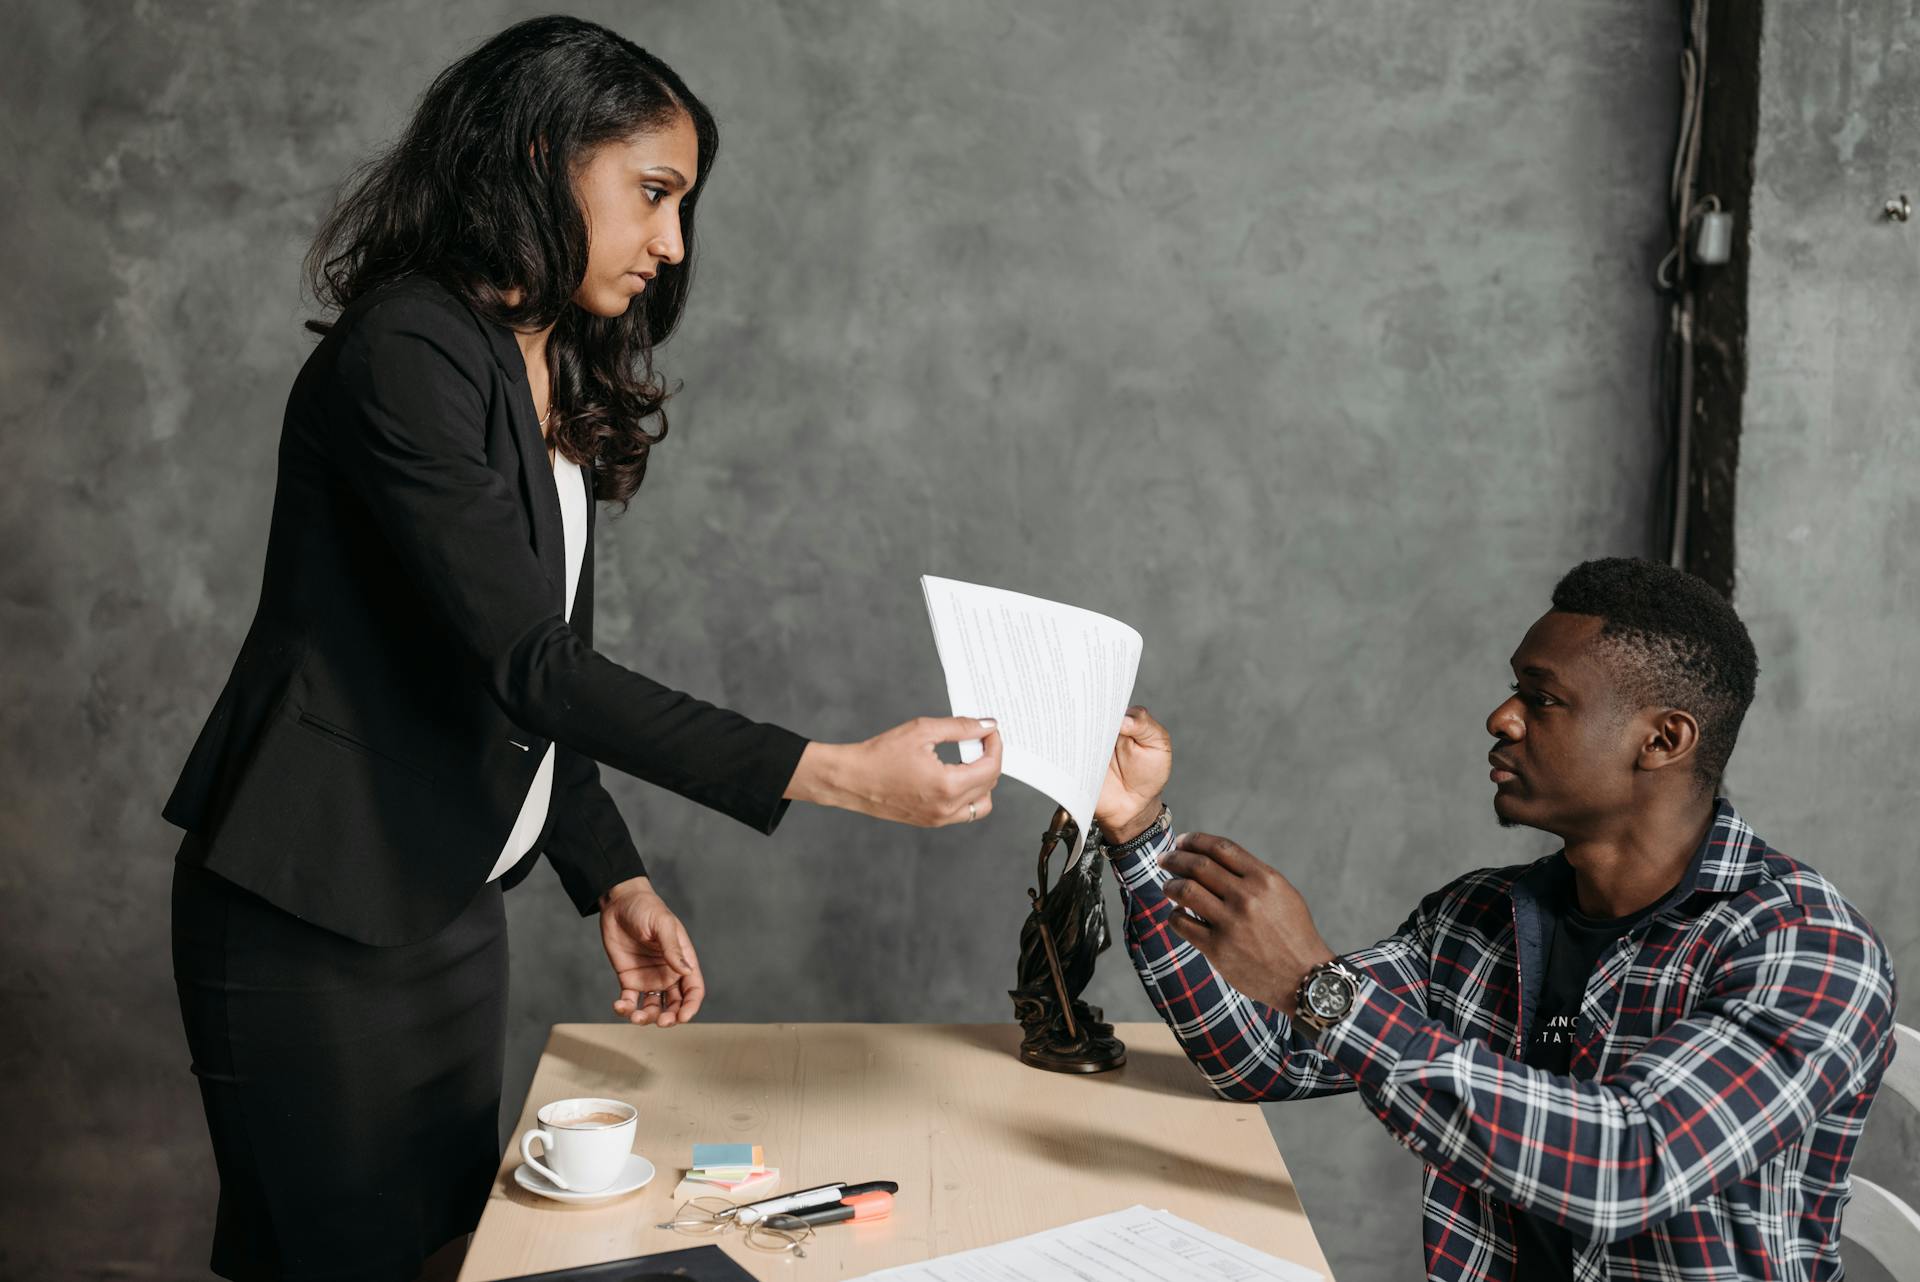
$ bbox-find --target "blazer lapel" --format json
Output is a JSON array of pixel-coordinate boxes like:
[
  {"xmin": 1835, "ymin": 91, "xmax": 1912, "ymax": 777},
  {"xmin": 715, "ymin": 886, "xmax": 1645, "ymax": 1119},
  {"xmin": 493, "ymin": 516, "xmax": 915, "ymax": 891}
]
[{"xmin": 476, "ymin": 311, "xmax": 565, "ymax": 613}]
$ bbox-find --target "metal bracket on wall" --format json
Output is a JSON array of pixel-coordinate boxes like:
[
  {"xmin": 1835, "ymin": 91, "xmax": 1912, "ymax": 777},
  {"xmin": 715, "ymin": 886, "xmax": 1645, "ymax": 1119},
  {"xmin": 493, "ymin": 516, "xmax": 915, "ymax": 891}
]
[{"xmin": 1885, "ymin": 194, "xmax": 1912, "ymax": 223}]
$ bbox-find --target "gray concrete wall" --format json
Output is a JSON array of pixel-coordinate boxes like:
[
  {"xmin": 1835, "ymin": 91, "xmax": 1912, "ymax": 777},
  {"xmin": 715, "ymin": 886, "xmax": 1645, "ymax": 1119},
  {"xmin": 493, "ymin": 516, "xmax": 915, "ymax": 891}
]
[
  {"xmin": 4, "ymin": 3, "xmax": 1698, "ymax": 1279},
  {"xmin": 1733, "ymin": 9, "xmax": 1920, "ymax": 1278}
]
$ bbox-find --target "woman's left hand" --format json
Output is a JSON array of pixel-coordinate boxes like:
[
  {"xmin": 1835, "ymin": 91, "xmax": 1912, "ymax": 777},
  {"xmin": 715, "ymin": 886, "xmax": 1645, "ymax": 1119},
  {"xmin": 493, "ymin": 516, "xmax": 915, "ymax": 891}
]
[{"xmin": 598, "ymin": 877, "xmax": 705, "ymax": 1028}]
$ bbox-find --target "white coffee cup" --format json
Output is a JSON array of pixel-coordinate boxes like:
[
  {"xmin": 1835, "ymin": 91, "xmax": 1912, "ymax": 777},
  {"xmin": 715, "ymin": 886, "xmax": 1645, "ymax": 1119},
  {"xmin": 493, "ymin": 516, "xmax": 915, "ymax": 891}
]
[{"xmin": 518, "ymin": 1097, "xmax": 637, "ymax": 1192}]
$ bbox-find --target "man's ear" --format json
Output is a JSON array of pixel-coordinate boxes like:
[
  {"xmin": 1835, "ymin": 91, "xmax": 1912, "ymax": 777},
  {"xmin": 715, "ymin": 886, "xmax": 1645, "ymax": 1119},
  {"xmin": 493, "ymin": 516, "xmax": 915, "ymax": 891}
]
[{"xmin": 1638, "ymin": 708, "xmax": 1701, "ymax": 774}]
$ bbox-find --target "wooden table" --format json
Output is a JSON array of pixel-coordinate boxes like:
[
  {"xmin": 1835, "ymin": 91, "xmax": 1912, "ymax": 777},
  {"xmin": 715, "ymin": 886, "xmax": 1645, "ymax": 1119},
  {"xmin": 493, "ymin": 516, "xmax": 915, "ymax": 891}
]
[{"xmin": 458, "ymin": 1022, "xmax": 1333, "ymax": 1280}]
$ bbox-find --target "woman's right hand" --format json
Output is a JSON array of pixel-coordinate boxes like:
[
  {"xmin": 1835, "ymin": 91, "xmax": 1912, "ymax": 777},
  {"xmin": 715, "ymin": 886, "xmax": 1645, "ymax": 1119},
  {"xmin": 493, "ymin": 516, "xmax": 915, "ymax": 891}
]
[{"xmin": 787, "ymin": 716, "xmax": 1003, "ymax": 827}]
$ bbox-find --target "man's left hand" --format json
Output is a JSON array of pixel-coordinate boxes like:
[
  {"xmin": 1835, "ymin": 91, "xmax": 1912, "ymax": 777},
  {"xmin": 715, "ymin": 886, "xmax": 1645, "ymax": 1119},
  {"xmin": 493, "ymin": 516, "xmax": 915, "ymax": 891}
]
[
  {"xmin": 1159, "ymin": 833, "xmax": 1337, "ymax": 1016},
  {"xmin": 599, "ymin": 877, "xmax": 705, "ymax": 1028}
]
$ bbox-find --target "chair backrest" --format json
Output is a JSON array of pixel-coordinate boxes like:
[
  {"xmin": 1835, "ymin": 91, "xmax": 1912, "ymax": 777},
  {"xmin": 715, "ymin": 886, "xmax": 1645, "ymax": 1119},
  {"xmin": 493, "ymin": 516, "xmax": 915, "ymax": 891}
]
[
  {"xmin": 1882, "ymin": 1024, "xmax": 1920, "ymax": 1114},
  {"xmin": 1843, "ymin": 1024, "xmax": 1920, "ymax": 1282}
]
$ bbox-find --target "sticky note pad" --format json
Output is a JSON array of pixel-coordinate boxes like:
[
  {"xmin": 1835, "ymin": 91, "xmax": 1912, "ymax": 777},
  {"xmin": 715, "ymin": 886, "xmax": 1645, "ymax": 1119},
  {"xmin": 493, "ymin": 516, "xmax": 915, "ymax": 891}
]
[
  {"xmin": 692, "ymin": 1143, "xmax": 763, "ymax": 1170},
  {"xmin": 676, "ymin": 1167, "xmax": 780, "ymax": 1201}
]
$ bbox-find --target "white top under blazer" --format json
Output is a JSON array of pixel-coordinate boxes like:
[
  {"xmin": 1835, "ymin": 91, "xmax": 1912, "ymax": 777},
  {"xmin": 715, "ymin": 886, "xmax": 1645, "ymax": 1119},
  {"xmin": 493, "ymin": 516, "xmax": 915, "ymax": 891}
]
[{"xmin": 486, "ymin": 448, "xmax": 587, "ymax": 882}]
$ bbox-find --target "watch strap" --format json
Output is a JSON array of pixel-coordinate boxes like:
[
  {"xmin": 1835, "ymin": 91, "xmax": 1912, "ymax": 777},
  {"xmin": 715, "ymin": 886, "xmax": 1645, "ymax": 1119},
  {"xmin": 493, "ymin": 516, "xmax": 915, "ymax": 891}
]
[{"xmin": 1099, "ymin": 803, "xmax": 1170, "ymax": 858}]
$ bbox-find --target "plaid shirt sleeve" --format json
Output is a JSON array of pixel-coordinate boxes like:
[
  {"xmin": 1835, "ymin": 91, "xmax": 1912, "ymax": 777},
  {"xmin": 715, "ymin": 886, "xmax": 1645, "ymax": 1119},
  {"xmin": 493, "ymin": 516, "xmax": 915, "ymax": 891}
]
[
  {"xmin": 1312, "ymin": 908, "xmax": 1897, "ymax": 1245},
  {"xmin": 1104, "ymin": 812, "xmax": 1440, "ymax": 1103}
]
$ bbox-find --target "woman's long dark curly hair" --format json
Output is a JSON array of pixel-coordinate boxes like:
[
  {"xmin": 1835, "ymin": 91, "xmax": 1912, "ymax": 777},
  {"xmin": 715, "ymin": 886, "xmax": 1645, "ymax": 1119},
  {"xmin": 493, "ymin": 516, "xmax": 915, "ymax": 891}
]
[{"xmin": 304, "ymin": 14, "xmax": 718, "ymax": 507}]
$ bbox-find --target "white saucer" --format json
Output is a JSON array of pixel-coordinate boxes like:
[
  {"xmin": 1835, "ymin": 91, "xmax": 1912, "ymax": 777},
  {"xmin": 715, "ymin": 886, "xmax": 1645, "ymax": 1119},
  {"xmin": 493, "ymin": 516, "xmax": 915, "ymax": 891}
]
[{"xmin": 513, "ymin": 1153, "xmax": 656, "ymax": 1204}]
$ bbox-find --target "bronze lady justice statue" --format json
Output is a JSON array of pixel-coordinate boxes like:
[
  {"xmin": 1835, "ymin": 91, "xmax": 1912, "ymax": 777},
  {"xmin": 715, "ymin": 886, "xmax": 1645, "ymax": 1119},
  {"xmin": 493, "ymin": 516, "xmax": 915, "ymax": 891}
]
[{"xmin": 1008, "ymin": 807, "xmax": 1127, "ymax": 1072}]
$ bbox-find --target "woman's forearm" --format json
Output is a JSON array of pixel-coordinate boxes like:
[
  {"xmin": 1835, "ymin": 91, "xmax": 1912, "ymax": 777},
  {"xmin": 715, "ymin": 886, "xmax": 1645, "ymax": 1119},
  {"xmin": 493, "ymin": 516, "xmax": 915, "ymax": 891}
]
[
  {"xmin": 780, "ymin": 719, "xmax": 1000, "ymax": 827},
  {"xmin": 784, "ymin": 741, "xmax": 854, "ymax": 808}
]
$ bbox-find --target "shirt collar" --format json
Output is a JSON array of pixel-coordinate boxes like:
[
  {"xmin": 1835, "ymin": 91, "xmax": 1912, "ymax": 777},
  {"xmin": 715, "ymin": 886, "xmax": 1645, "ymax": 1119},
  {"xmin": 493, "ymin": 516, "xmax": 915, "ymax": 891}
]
[
  {"xmin": 1514, "ymin": 797, "xmax": 1768, "ymax": 919},
  {"xmin": 1682, "ymin": 796, "xmax": 1770, "ymax": 899}
]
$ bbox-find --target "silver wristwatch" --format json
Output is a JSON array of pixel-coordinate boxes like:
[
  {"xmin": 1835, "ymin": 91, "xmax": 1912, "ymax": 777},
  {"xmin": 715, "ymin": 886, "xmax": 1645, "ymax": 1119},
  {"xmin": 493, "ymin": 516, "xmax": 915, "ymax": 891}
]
[{"xmin": 1291, "ymin": 958, "xmax": 1363, "ymax": 1032}]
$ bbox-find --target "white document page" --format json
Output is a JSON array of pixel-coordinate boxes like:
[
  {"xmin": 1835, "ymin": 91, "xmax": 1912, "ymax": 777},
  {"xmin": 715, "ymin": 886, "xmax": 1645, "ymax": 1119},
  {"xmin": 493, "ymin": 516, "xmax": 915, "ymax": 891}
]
[
  {"xmin": 921, "ymin": 576, "xmax": 1143, "ymax": 859},
  {"xmin": 849, "ymin": 1204, "xmax": 1325, "ymax": 1282}
]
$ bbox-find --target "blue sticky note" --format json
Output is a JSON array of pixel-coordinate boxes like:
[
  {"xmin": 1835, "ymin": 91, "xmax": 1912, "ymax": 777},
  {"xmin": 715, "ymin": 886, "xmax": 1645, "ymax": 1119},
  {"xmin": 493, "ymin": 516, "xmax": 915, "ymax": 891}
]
[{"xmin": 692, "ymin": 1143, "xmax": 762, "ymax": 1169}]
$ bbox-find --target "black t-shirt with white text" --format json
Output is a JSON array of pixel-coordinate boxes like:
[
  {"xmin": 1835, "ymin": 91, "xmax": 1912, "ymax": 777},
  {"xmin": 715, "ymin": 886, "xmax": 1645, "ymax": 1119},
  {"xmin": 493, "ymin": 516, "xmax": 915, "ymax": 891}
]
[{"xmin": 1510, "ymin": 870, "xmax": 1668, "ymax": 1282}]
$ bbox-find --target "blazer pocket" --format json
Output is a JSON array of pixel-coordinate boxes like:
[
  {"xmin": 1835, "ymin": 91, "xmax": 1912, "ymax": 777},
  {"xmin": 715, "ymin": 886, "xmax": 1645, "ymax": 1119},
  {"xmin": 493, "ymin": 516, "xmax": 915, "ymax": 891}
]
[{"xmin": 294, "ymin": 710, "xmax": 440, "ymax": 787}]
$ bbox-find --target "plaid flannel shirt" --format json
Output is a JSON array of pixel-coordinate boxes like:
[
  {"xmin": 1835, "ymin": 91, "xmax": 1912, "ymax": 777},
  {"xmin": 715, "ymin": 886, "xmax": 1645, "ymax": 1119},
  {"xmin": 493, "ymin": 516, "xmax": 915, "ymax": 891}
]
[{"xmin": 1103, "ymin": 799, "xmax": 1898, "ymax": 1281}]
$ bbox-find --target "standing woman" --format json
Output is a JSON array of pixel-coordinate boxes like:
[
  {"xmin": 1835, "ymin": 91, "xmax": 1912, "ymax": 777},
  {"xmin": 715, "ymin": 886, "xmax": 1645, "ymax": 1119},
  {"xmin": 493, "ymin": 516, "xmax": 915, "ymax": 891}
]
[{"xmin": 166, "ymin": 16, "xmax": 1001, "ymax": 1282}]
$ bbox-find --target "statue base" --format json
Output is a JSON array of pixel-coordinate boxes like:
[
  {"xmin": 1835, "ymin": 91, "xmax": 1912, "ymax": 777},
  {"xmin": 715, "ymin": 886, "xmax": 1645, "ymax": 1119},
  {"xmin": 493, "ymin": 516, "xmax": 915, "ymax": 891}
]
[{"xmin": 1009, "ymin": 993, "xmax": 1127, "ymax": 1074}]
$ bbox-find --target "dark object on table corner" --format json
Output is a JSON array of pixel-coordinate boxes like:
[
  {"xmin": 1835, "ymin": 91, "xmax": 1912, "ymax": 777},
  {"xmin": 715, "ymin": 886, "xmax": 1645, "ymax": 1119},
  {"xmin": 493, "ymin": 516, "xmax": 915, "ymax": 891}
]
[
  {"xmin": 1009, "ymin": 806, "xmax": 1127, "ymax": 1073},
  {"xmin": 494, "ymin": 1241, "xmax": 757, "ymax": 1280}
]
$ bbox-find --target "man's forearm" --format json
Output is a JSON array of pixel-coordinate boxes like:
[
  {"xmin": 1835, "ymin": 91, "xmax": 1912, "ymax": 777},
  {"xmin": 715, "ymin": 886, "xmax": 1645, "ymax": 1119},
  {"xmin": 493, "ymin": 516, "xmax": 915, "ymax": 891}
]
[
  {"xmin": 1104, "ymin": 813, "xmax": 1354, "ymax": 1102},
  {"xmin": 1098, "ymin": 795, "xmax": 1165, "ymax": 845}
]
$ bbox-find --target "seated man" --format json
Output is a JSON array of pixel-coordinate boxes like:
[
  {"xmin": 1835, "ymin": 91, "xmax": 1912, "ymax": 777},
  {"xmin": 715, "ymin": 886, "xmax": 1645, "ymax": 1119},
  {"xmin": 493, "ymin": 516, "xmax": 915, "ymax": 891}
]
[{"xmin": 1091, "ymin": 557, "xmax": 1897, "ymax": 1282}]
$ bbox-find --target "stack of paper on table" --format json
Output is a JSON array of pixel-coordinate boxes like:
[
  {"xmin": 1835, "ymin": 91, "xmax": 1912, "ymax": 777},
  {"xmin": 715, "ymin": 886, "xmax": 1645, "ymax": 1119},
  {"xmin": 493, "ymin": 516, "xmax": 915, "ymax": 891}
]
[
  {"xmin": 849, "ymin": 1205, "xmax": 1324, "ymax": 1281},
  {"xmin": 921, "ymin": 576, "xmax": 1143, "ymax": 861}
]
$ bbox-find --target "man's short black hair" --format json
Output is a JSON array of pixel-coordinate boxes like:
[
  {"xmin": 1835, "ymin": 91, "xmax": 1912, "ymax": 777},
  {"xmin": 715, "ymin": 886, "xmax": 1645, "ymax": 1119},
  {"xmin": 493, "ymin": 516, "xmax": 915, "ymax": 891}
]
[{"xmin": 1550, "ymin": 557, "xmax": 1759, "ymax": 787}]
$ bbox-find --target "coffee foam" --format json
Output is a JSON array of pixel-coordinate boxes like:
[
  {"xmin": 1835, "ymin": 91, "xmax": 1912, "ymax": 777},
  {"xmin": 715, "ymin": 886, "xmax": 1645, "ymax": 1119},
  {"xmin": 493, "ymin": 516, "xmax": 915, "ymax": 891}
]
[{"xmin": 550, "ymin": 1108, "xmax": 631, "ymax": 1130}]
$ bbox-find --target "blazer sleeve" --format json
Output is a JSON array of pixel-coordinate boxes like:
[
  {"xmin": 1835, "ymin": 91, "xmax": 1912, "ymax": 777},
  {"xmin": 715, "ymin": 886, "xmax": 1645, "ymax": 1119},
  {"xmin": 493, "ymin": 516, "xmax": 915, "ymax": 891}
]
[
  {"xmin": 328, "ymin": 291, "xmax": 809, "ymax": 834},
  {"xmin": 538, "ymin": 745, "xmax": 649, "ymax": 915}
]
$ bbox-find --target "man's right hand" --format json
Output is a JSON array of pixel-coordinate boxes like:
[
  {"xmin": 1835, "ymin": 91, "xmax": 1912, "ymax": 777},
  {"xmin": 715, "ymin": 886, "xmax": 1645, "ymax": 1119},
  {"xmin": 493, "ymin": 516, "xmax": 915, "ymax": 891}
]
[{"xmin": 1095, "ymin": 705, "xmax": 1171, "ymax": 843}]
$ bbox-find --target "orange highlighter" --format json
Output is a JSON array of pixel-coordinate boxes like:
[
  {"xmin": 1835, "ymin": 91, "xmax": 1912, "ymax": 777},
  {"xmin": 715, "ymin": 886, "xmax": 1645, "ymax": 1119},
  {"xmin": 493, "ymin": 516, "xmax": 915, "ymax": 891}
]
[{"xmin": 770, "ymin": 1190, "xmax": 892, "ymax": 1229}]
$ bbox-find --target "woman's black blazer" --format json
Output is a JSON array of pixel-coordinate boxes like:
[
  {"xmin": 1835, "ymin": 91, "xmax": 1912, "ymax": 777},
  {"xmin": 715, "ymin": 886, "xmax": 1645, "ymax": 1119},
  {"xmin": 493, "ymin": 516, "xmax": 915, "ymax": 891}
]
[{"xmin": 164, "ymin": 275, "xmax": 808, "ymax": 946}]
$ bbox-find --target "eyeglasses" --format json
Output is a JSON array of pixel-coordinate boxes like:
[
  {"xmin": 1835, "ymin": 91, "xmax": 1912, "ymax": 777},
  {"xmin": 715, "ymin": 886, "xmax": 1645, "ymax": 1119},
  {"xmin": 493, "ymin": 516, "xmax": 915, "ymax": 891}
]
[{"xmin": 656, "ymin": 1195, "xmax": 814, "ymax": 1257}]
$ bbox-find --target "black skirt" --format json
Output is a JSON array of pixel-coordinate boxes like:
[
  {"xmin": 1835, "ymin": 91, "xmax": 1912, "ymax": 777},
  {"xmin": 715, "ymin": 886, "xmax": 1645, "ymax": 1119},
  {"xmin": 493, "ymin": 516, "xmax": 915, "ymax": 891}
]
[{"xmin": 171, "ymin": 842, "xmax": 508, "ymax": 1282}]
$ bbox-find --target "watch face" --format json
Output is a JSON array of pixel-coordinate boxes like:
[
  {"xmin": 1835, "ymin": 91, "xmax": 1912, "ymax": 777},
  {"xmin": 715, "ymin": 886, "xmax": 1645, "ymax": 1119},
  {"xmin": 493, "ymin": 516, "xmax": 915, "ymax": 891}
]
[{"xmin": 1307, "ymin": 969, "xmax": 1352, "ymax": 1019}]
